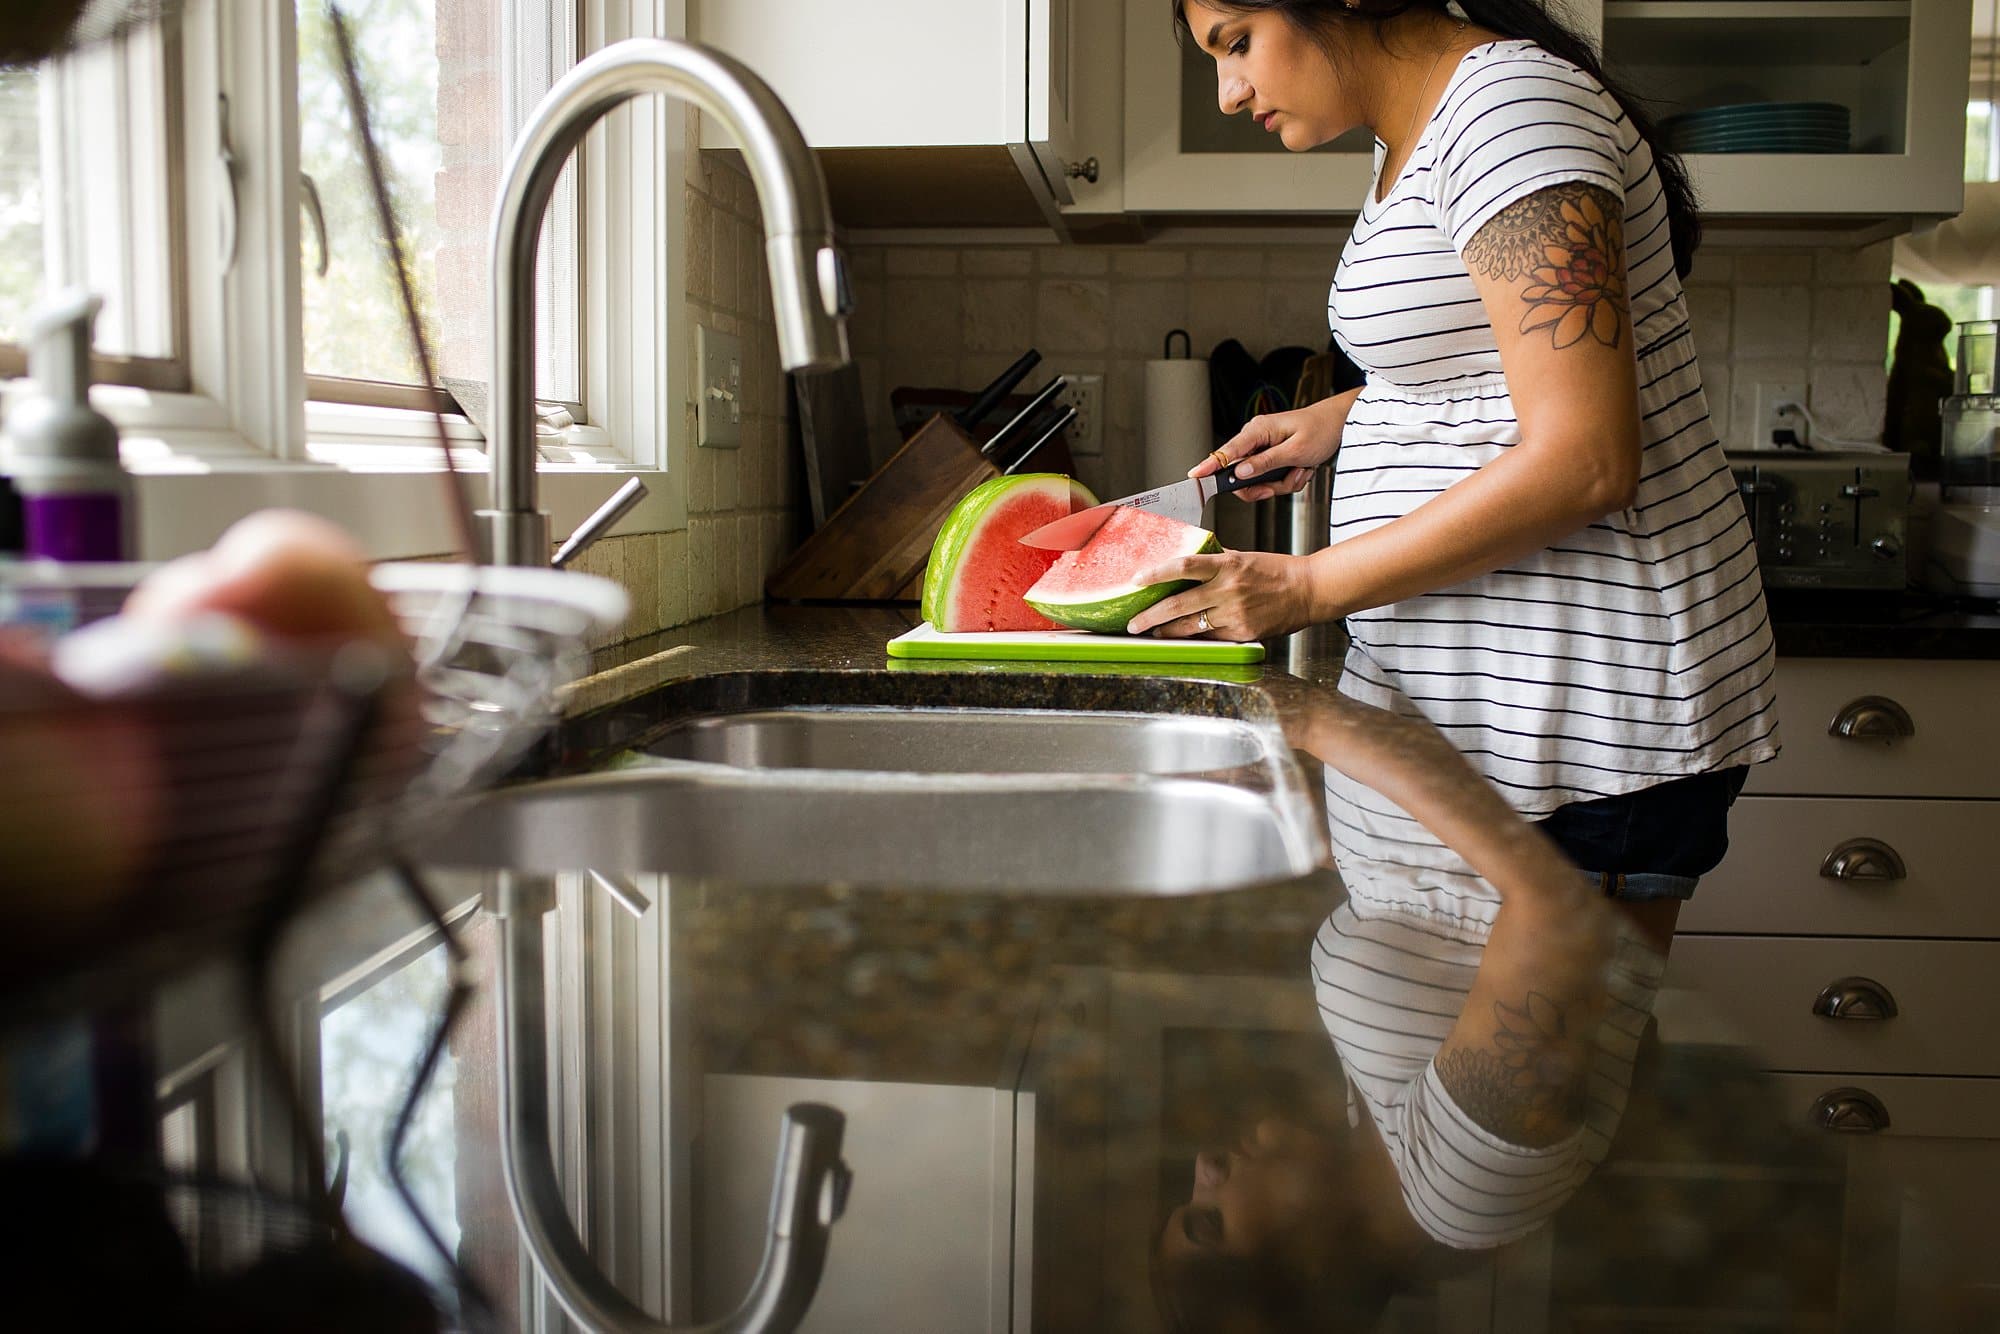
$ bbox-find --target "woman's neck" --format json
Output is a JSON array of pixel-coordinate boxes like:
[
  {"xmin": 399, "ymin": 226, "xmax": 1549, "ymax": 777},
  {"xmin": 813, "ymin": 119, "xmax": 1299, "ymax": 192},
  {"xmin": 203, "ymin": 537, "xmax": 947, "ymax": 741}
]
[{"xmin": 1364, "ymin": 15, "xmax": 1499, "ymax": 162}]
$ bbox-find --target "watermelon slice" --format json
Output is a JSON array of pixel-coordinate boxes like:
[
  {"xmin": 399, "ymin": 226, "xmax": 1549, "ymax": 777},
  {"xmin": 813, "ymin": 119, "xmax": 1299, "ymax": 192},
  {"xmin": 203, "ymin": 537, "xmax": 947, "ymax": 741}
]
[
  {"xmin": 1023, "ymin": 507, "xmax": 1220, "ymax": 634},
  {"xmin": 922, "ymin": 473, "xmax": 1097, "ymax": 631}
]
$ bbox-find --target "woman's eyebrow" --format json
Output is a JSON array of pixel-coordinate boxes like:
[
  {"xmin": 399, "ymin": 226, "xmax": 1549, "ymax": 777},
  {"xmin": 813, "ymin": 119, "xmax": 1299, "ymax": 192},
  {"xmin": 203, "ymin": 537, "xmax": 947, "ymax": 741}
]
[{"xmin": 1205, "ymin": 21, "xmax": 1229, "ymax": 52}]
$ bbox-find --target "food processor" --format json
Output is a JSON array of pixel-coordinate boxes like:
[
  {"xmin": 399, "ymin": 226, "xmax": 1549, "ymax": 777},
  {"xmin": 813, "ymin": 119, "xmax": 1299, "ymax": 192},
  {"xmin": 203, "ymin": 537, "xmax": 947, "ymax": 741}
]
[{"xmin": 1928, "ymin": 320, "xmax": 2000, "ymax": 599}]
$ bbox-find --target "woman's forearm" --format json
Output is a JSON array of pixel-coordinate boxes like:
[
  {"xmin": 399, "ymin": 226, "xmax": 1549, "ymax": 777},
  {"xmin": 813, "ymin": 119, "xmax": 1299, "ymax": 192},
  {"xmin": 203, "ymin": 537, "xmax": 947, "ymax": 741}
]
[{"xmin": 1304, "ymin": 434, "xmax": 1635, "ymax": 623}]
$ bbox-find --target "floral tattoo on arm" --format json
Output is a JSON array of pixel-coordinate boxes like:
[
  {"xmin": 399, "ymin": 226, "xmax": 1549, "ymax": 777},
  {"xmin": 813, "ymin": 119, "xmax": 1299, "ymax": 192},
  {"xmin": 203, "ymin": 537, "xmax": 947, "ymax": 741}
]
[
  {"xmin": 1464, "ymin": 183, "xmax": 1628, "ymax": 351},
  {"xmin": 1434, "ymin": 989, "xmax": 1586, "ymax": 1146}
]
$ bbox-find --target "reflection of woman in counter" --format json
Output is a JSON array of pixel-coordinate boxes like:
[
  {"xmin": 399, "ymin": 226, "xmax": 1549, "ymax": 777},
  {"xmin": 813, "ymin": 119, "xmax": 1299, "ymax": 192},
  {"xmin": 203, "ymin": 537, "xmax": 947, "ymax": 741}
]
[
  {"xmin": 1130, "ymin": 0, "xmax": 1779, "ymax": 943},
  {"xmin": 1154, "ymin": 683, "xmax": 1664, "ymax": 1329}
]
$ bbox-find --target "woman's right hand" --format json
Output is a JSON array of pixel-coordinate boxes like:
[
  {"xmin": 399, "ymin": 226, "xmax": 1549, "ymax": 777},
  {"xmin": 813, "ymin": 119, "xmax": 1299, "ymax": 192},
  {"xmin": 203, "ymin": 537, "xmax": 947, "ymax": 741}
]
[{"xmin": 1189, "ymin": 387, "xmax": 1359, "ymax": 502}]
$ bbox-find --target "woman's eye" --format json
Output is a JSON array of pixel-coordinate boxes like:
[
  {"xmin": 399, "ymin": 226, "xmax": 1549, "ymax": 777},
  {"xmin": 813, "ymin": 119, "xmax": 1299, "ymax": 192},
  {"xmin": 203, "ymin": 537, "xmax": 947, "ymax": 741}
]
[{"xmin": 1229, "ymin": 37, "xmax": 1248, "ymax": 56}]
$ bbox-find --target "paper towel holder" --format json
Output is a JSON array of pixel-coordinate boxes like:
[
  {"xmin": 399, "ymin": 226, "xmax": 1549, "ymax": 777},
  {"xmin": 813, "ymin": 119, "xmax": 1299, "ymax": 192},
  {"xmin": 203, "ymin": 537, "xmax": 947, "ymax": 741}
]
[{"xmin": 1164, "ymin": 328, "xmax": 1192, "ymax": 360}]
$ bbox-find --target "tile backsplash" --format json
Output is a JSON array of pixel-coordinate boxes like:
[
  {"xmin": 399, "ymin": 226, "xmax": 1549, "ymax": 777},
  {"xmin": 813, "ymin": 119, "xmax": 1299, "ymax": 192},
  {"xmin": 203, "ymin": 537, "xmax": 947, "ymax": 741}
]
[
  {"xmin": 844, "ymin": 236, "xmax": 1895, "ymax": 507},
  {"xmin": 588, "ymin": 169, "xmax": 1894, "ymax": 653}
]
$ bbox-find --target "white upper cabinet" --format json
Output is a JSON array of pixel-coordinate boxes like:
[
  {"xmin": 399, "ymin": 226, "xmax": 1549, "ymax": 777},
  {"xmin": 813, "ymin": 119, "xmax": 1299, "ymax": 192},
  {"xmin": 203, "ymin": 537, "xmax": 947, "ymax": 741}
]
[
  {"xmin": 1115, "ymin": 0, "xmax": 1970, "ymax": 230},
  {"xmin": 692, "ymin": 0, "xmax": 1082, "ymax": 227}
]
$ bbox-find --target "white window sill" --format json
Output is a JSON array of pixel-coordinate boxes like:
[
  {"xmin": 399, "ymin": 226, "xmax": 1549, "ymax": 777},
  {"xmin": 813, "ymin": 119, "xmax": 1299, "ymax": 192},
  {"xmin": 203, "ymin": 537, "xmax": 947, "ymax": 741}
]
[{"xmin": 0, "ymin": 383, "xmax": 688, "ymax": 559}]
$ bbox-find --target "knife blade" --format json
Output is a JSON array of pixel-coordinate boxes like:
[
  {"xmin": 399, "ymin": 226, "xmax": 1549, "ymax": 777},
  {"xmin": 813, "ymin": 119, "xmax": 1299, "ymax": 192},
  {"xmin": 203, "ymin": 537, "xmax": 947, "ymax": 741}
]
[
  {"xmin": 979, "ymin": 376, "xmax": 1068, "ymax": 458},
  {"xmin": 1017, "ymin": 464, "xmax": 1292, "ymax": 549}
]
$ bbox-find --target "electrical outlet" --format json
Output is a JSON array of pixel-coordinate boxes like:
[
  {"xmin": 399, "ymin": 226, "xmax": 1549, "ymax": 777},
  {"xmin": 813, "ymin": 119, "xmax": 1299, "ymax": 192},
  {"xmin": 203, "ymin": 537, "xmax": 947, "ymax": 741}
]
[
  {"xmin": 697, "ymin": 323, "xmax": 742, "ymax": 448},
  {"xmin": 1751, "ymin": 379, "xmax": 1808, "ymax": 448},
  {"xmin": 1057, "ymin": 373, "xmax": 1104, "ymax": 455}
]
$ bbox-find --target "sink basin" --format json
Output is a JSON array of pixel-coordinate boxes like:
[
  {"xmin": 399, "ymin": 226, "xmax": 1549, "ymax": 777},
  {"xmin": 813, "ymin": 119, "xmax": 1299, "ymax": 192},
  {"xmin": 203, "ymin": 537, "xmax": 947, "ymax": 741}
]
[
  {"xmin": 644, "ymin": 707, "xmax": 1267, "ymax": 775},
  {"xmin": 423, "ymin": 670, "xmax": 1327, "ymax": 895},
  {"xmin": 424, "ymin": 766, "xmax": 1318, "ymax": 895}
]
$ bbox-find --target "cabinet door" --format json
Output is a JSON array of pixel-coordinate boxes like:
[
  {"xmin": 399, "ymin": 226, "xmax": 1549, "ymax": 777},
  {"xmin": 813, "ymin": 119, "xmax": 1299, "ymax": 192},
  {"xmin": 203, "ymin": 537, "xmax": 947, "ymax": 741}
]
[
  {"xmin": 1748, "ymin": 657, "xmax": 2000, "ymax": 799},
  {"xmin": 1026, "ymin": 0, "xmax": 1080, "ymax": 200},
  {"xmin": 1678, "ymin": 796, "xmax": 2000, "ymax": 938},
  {"xmin": 1766, "ymin": 1074, "xmax": 2000, "ymax": 1334},
  {"xmin": 1663, "ymin": 937, "xmax": 2000, "ymax": 1076},
  {"xmin": 1600, "ymin": 0, "xmax": 1971, "ymax": 219},
  {"xmin": 696, "ymin": 1, "xmax": 1026, "ymax": 148}
]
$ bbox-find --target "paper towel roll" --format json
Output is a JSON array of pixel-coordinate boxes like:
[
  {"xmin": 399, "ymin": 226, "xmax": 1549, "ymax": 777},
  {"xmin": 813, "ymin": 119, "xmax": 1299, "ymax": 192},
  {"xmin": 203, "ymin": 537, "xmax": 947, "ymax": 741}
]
[{"xmin": 1144, "ymin": 356, "xmax": 1213, "ymax": 485}]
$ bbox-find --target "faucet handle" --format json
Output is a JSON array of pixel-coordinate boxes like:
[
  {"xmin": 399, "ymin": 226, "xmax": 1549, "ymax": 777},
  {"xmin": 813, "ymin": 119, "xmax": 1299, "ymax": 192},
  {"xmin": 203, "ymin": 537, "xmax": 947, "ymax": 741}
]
[
  {"xmin": 552, "ymin": 477, "xmax": 649, "ymax": 569},
  {"xmin": 817, "ymin": 246, "xmax": 854, "ymax": 318}
]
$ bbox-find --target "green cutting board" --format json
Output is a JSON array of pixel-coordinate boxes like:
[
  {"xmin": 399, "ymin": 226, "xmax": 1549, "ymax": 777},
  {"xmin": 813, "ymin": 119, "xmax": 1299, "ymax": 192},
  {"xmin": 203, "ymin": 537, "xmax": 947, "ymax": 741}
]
[{"xmin": 887, "ymin": 623, "xmax": 1265, "ymax": 664}]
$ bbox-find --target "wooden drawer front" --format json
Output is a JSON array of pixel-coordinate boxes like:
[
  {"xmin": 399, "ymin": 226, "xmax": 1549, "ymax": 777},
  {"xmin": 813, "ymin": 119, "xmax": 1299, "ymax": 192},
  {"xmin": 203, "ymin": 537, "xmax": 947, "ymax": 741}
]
[
  {"xmin": 1664, "ymin": 938, "xmax": 2000, "ymax": 1077},
  {"xmin": 1765, "ymin": 1074, "xmax": 2000, "ymax": 1140},
  {"xmin": 1749, "ymin": 658, "xmax": 2000, "ymax": 798},
  {"xmin": 1678, "ymin": 797, "xmax": 2000, "ymax": 938}
]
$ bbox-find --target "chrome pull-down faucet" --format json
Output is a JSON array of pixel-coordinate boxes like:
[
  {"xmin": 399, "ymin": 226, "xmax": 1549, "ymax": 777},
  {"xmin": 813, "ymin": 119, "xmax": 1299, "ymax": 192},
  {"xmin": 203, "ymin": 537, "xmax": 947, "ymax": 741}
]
[
  {"xmin": 482, "ymin": 37, "xmax": 851, "ymax": 568},
  {"xmin": 483, "ymin": 37, "xmax": 853, "ymax": 1334}
]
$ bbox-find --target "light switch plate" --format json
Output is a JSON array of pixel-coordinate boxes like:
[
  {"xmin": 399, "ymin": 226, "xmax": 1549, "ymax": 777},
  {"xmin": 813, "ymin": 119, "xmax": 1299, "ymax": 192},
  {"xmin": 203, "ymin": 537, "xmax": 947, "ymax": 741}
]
[{"xmin": 697, "ymin": 324, "xmax": 743, "ymax": 448}]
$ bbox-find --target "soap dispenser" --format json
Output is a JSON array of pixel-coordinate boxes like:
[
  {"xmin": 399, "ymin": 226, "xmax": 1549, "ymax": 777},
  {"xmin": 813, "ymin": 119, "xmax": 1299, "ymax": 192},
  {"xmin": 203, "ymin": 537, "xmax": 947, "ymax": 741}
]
[{"xmin": 3, "ymin": 291, "xmax": 130, "ymax": 561}]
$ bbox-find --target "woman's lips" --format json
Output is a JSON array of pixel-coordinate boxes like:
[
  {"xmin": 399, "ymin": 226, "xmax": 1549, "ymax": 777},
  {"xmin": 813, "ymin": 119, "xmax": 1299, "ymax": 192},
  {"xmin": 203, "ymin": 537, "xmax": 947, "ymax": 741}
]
[{"xmin": 1259, "ymin": 112, "xmax": 1279, "ymax": 132}]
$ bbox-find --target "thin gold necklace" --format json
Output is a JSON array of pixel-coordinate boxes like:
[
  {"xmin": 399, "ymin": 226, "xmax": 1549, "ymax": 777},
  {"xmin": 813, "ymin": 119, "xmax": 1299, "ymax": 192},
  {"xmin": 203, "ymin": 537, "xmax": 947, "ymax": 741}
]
[{"xmin": 1397, "ymin": 19, "xmax": 1470, "ymax": 163}]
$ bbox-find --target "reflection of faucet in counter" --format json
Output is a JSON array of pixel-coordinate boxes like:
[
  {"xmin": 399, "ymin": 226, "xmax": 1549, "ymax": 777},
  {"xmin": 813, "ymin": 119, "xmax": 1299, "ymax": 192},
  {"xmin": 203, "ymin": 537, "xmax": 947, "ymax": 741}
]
[
  {"xmin": 480, "ymin": 38, "xmax": 851, "ymax": 568},
  {"xmin": 483, "ymin": 36, "xmax": 852, "ymax": 1334},
  {"xmin": 1153, "ymin": 683, "xmax": 1660, "ymax": 1329}
]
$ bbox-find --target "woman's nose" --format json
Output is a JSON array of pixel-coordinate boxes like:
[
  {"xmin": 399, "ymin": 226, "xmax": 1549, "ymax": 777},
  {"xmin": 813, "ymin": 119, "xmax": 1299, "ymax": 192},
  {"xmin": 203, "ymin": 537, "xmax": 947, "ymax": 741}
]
[
  {"xmin": 1218, "ymin": 75, "xmax": 1252, "ymax": 116},
  {"xmin": 1195, "ymin": 1148, "xmax": 1231, "ymax": 1188}
]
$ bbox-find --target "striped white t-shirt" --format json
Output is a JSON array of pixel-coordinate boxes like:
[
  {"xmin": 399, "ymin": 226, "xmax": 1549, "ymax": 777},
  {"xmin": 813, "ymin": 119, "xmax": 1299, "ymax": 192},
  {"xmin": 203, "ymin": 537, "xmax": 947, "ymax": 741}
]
[
  {"xmin": 1311, "ymin": 895, "xmax": 1664, "ymax": 1249},
  {"xmin": 1327, "ymin": 40, "xmax": 1780, "ymax": 815}
]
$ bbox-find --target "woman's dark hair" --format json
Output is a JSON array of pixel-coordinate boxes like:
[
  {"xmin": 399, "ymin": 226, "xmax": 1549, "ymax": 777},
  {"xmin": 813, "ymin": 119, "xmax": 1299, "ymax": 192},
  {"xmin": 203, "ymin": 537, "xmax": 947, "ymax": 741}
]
[{"xmin": 1172, "ymin": 0, "xmax": 1702, "ymax": 277}]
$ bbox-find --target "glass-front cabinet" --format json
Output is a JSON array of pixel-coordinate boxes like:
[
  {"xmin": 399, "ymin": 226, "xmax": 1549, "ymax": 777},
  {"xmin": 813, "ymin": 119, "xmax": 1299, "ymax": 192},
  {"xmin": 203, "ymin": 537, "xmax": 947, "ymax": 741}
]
[{"xmin": 1119, "ymin": 0, "xmax": 1971, "ymax": 225}]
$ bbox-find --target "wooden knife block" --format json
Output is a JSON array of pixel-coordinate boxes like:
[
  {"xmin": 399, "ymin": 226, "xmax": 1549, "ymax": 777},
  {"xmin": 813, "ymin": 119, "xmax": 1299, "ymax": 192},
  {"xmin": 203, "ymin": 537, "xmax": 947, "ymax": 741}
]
[{"xmin": 767, "ymin": 411, "xmax": 1075, "ymax": 604}]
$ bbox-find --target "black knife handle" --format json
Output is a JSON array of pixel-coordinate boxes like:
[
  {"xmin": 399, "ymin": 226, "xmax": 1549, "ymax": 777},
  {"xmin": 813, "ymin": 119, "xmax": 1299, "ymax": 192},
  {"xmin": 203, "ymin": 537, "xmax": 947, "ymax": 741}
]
[
  {"xmin": 1214, "ymin": 464, "xmax": 1295, "ymax": 496},
  {"xmin": 957, "ymin": 349, "xmax": 1041, "ymax": 431}
]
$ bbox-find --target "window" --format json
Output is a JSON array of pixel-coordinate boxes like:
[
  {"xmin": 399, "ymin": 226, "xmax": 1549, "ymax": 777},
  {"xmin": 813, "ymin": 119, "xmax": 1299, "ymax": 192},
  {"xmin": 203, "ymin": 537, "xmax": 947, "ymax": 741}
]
[
  {"xmin": 1, "ymin": 0, "xmax": 690, "ymax": 560},
  {"xmin": 295, "ymin": 0, "xmax": 582, "ymax": 414},
  {"xmin": 0, "ymin": 27, "xmax": 185, "ymax": 388}
]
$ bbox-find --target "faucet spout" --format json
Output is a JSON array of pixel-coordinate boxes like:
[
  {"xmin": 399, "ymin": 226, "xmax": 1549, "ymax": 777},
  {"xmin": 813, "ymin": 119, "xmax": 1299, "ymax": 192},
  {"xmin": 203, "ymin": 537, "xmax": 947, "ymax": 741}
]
[{"xmin": 484, "ymin": 39, "xmax": 852, "ymax": 566}]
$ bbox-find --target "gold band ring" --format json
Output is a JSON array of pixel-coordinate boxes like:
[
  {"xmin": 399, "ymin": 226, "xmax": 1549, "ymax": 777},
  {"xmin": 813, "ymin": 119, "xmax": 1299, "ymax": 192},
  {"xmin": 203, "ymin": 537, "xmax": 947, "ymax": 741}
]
[
  {"xmin": 1196, "ymin": 610, "xmax": 1212, "ymax": 634},
  {"xmin": 1208, "ymin": 447, "xmax": 1230, "ymax": 469}
]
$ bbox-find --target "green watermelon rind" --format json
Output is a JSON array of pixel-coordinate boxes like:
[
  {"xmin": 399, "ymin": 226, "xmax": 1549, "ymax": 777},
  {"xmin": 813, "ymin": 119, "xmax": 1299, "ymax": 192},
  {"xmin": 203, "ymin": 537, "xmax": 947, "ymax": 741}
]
[
  {"xmin": 921, "ymin": 473, "xmax": 1096, "ymax": 629},
  {"xmin": 1025, "ymin": 531, "xmax": 1222, "ymax": 635}
]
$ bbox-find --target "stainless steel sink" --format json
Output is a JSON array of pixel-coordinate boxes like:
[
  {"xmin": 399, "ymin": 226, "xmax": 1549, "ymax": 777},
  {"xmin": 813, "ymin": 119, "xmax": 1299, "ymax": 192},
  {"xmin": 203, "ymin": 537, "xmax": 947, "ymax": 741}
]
[
  {"xmin": 424, "ymin": 766, "xmax": 1320, "ymax": 895},
  {"xmin": 422, "ymin": 671, "xmax": 1326, "ymax": 895},
  {"xmin": 644, "ymin": 707, "xmax": 1267, "ymax": 775}
]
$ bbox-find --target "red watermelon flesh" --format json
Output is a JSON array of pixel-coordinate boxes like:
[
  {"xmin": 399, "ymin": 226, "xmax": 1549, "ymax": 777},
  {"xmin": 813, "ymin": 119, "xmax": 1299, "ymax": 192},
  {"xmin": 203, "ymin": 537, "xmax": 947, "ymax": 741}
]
[{"xmin": 922, "ymin": 474, "xmax": 1096, "ymax": 632}]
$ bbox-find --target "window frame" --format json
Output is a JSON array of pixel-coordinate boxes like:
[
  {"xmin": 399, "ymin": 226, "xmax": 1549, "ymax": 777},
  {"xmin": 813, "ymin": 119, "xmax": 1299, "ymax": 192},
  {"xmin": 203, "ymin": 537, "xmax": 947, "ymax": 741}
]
[
  {"xmin": 3, "ymin": 0, "xmax": 693, "ymax": 561},
  {"xmin": 0, "ymin": 21, "xmax": 191, "ymax": 391}
]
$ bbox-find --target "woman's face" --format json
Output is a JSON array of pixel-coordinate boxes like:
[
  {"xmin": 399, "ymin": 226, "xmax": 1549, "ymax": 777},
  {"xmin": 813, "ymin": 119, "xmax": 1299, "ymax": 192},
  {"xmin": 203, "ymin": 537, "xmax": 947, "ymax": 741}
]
[
  {"xmin": 1158, "ymin": 1116, "xmax": 1339, "ymax": 1263},
  {"xmin": 1182, "ymin": 1, "xmax": 1354, "ymax": 151}
]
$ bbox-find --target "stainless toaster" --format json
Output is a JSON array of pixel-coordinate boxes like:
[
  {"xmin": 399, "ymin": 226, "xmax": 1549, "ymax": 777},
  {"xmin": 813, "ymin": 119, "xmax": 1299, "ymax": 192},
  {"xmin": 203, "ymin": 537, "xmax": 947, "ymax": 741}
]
[{"xmin": 1726, "ymin": 452, "xmax": 1912, "ymax": 591}]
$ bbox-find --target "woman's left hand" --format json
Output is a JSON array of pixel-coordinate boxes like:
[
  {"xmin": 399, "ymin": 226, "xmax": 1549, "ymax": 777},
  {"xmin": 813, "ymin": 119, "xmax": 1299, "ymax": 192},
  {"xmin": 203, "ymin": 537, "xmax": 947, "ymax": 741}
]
[{"xmin": 1123, "ymin": 549, "xmax": 1317, "ymax": 641}]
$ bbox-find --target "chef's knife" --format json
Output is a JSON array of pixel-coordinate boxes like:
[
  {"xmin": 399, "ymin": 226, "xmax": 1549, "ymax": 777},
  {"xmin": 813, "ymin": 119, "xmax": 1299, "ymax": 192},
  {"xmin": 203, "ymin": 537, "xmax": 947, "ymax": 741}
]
[
  {"xmin": 979, "ymin": 376, "xmax": 1067, "ymax": 458},
  {"xmin": 955, "ymin": 349, "xmax": 1041, "ymax": 432},
  {"xmin": 1017, "ymin": 463, "xmax": 1291, "ymax": 549}
]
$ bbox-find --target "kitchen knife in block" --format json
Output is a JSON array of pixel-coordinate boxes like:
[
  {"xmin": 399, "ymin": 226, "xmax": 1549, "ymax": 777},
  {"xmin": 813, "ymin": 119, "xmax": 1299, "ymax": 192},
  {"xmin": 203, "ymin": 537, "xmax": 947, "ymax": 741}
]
[
  {"xmin": 766, "ymin": 410, "xmax": 998, "ymax": 603},
  {"xmin": 892, "ymin": 421, "xmax": 1077, "ymax": 599}
]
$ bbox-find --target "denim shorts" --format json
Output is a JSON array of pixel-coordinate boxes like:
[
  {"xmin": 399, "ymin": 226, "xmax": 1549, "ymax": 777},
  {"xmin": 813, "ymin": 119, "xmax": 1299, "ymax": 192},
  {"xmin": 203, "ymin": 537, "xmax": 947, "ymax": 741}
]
[{"xmin": 1532, "ymin": 767, "xmax": 1751, "ymax": 902}]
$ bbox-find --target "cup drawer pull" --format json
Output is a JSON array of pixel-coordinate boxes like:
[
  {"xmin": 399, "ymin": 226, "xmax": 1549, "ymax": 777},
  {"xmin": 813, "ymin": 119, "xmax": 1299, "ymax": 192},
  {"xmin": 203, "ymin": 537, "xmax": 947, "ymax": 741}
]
[
  {"xmin": 1819, "ymin": 838, "xmax": 1907, "ymax": 883},
  {"xmin": 1812, "ymin": 976, "xmax": 1899, "ymax": 1020},
  {"xmin": 1827, "ymin": 695, "xmax": 1915, "ymax": 741},
  {"xmin": 1810, "ymin": 1087, "xmax": 1891, "ymax": 1133}
]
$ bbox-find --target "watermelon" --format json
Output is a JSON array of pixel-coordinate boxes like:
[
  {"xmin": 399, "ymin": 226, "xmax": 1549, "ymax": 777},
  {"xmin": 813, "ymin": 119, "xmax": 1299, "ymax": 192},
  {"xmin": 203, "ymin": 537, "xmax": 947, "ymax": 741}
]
[
  {"xmin": 922, "ymin": 473, "xmax": 1098, "ymax": 631},
  {"xmin": 1023, "ymin": 506, "xmax": 1220, "ymax": 634}
]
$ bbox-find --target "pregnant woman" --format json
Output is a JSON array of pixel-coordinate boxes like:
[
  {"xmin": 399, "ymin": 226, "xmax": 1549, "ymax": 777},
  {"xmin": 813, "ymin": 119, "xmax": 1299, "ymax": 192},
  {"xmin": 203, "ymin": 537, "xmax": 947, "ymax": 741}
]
[{"xmin": 1130, "ymin": 0, "xmax": 1781, "ymax": 941}]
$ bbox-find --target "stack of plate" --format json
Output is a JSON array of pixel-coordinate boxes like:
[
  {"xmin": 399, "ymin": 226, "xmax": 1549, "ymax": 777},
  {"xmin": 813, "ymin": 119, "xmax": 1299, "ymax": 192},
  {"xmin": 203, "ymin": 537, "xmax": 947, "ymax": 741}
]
[{"xmin": 1662, "ymin": 102, "xmax": 1851, "ymax": 154}]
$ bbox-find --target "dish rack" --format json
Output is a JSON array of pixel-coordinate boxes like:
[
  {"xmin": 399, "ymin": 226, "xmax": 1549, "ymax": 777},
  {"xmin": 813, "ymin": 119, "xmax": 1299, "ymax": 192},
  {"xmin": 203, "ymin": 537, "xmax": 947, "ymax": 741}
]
[{"xmin": 0, "ymin": 559, "xmax": 628, "ymax": 1003}]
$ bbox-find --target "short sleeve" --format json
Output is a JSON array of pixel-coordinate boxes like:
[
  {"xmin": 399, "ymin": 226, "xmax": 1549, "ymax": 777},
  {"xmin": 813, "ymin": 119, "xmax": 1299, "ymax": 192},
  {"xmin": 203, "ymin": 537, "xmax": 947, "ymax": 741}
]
[
  {"xmin": 1429, "ymin": 52, "xmax": 1627, "ymax": 255},
  {"xmin": 1387, "ymin": 1064, "xmax": 1589, "ymax": 1249}
]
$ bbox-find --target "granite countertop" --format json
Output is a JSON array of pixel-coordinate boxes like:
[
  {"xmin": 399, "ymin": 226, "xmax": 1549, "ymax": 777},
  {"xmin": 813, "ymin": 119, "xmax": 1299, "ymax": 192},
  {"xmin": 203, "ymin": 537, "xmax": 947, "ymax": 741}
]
[
  {"xmin": 524, "ymin": 603, "xmax": 1989, "ymax": 1332},
  {"xmin": 1764, "ymin": 589, "xmax": 2000, "ymax": 658}
]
